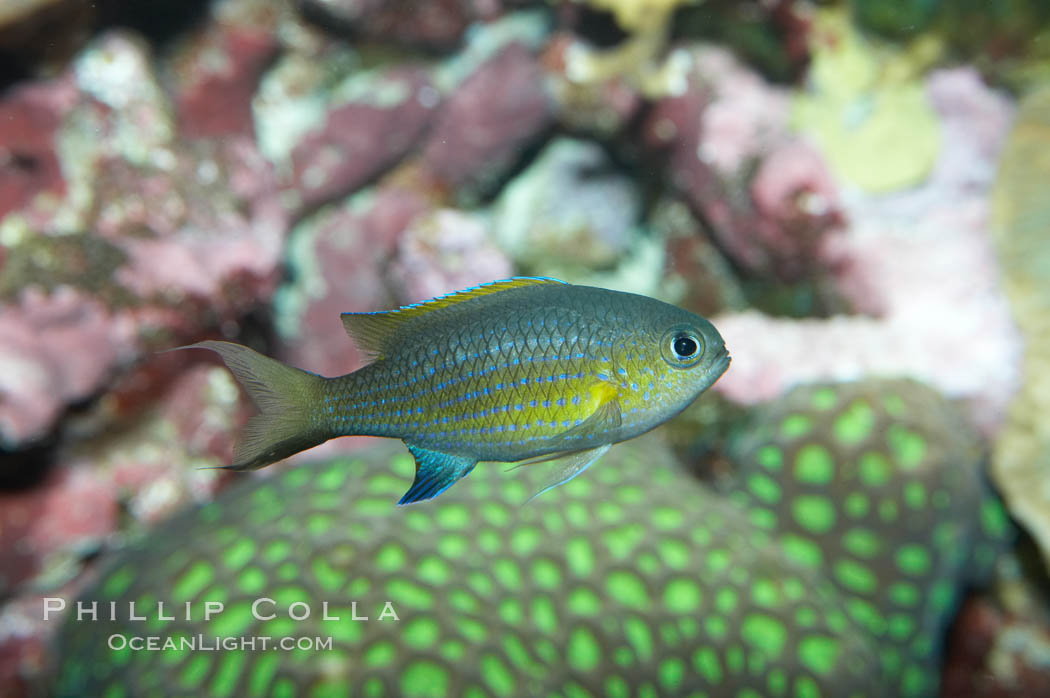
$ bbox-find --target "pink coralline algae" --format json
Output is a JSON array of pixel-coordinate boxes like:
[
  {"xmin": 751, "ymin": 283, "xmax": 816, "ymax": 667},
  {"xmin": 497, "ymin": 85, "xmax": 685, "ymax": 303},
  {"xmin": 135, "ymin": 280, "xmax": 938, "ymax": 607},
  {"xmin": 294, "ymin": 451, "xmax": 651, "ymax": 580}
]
[
  {"xmin": 690, "ymin": 46, "xmax": 793, "ymax": 174},
  {"xmin": 0, "ymin": 464, "xmax": 119, "ymax": 596},
  {"xmin": 0, "ymin": 359, "xmax": 237, "ymax": 605},
  {"xmin": 170, "ymin": 11, "xmax": 281, "ymax": 139},
  {"xmin": 421, "ymin": 42, "xmax": 553, "ymax": 192},
  {"xmin": 63, "ymin": 362, "xmax": 237, "ymax": 524},
  {"xmin": 0, "ymin": 289, "xmax": 133, "ymax": 448},
  {"xmin": 0, "ymin": 360, "xmax": 240, "ymax": 697},
  {"xmin": 275, "ymin": 184, "xmax": 432, "ymax": 378},
  {"xmin": 642, "ymin": 45, "xmax": 844, "ymax": 281},
  {"xmin": 0, "ymin": 33, "xmax": 287, "ymax": 448},
  {"xmin": 290, "ymin": 66, "xmax": 438, "ymax": 214},
  {"xmin": 713, "ymin": 68, "xmax": 1021, "ymax": 435},
  {"xmin": 749, "ymin": 140, "xmax": 845, "ymax": 278},
  {"xmin": 300, "ymin": 0, "xmax": 505, "ymax": 49},
  {"xmin": 0, "ymin": 79, "xmax": 76, "ymax": 220},
  {"xmin": 388, "ymin": 208, "xmax": 513, "ymax": 304}
]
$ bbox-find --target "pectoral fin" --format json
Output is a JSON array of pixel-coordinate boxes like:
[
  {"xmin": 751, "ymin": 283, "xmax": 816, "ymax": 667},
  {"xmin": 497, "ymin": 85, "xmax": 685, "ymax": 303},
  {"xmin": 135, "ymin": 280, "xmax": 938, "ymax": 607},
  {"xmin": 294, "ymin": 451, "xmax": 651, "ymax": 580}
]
[
  {"xmin": 557, "ymin": 390, "xmax": 622, "ymax": 446},
  {"xmin": 525, "ymin": 444, "xmax": 612, "ymax": 502},
  {"xmin": 506, "ymin": 382, "xmax": 621, "ymax": 474},
  {"xmin": 399, "ymin": 445, "xmax": 478, "ymax": 505},
  {"xmin": 513, "ymin": 378, "xmax": 621, "ymax": 499}
]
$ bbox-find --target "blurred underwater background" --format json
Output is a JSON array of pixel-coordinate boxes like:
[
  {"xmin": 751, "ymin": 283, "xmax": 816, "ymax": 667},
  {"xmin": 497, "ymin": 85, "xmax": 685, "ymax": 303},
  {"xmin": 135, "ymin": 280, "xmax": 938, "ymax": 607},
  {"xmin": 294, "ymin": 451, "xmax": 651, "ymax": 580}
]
[{"xmin": 0, "ymin": 0, "xmax": 1049, "ymax": 696}]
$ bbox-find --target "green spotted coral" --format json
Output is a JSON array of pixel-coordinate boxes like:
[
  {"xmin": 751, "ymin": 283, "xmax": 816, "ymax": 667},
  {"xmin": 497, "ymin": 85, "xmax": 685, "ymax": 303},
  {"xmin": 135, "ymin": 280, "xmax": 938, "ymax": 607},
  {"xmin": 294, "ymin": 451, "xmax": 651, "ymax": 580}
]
[
  {"xmin": 724, "ymin": 379, "xmax": 1010, "ymax": 696},
  {"xmin": 52, "ymin": 379, "xmax": 1009, "ymax": 697}
]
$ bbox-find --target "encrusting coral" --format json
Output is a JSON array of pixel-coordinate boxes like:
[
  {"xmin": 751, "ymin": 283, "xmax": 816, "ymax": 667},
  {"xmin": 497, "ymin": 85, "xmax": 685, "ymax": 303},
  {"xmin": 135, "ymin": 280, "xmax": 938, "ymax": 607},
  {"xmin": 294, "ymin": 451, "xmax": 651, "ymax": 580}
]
[{"xmin": 53, "ymin": 379, "xmax": 1009, "ymax": 697}]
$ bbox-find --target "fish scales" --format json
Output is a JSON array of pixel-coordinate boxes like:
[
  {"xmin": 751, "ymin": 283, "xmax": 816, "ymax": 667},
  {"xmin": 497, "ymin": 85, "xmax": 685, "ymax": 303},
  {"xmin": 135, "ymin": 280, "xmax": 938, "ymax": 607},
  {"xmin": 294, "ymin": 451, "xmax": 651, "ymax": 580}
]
[
  {"xmin": 324, "ymin": 288, "xmax": 688, "ymax": 459},
  {"xmin": 180, "ymin": 278, "xmax": 730, "ymax": 503},
  {"xmin": 326, "ymin": 301, "xmax": 637, "ymax": 459}
]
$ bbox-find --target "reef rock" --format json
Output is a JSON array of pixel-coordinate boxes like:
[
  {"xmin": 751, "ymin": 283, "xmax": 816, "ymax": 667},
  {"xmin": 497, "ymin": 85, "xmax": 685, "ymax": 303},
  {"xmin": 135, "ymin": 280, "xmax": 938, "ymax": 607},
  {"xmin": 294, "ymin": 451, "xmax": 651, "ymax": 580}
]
[
  {"xmin": 0, "ymin": 358, "xmax": 242, "ymax": 595},
  {"xmin": 670, "ymin": 0, "xmax": 814, "ymax": 82},
  {"xmin": 0, "ymin": 77, "xmax": 73, "ymax": 220},
  {"xmin": 387, "ymin": 208, "xmax": 513, "ymax": 305},
  {"xmin": 713, "ymin": 68, "xmax": 1021, "ymax": 436},
  {"xmin": 492, "ymin": 137, "xmax": 640, "ymax": 276},
  {"xmin": 0, "ymin": 0, "xmax": 94, "ymax": 74},
  {"xmin": 941, "ymin": 589, "xmax": 1050, "ymax": 696},
  {"xmin": 167, "ymin": 0, "xmax": 283, "ymax": 139},
  {"xmin": 642, "ymin": 44, "xmax": 845, "ymax": 283},
  {"xmin": 0, "ymin": 288, "xmax": 131, "ymax": 448},
  {"xmin": 0, "ymin": 32, "xmax": 286, "ymax": 449},
  {"xmin": 541, "ymin": 32, "xmax": 643, "ymax": 136},
  {"xmin": 0, "ymin": 359, "xmax": 243, "ymax": 696},
  {"xmin": 273, "ymin": 184, "xmax": 428, "ymax": 379},
  {"xmin": 0, "ymin": 465, "xmax": 118, "ymax": 598},
  {"xmin": 299, "ymin": 0, "xmax": 504, "ymax": 50},
  {"xmin": 555, "ymin": 0, "xmax": 697, "ymax": 98},
  {"xmin": 849, "ymin": 0, "xmax": 940, "ymax": 38},
  {"xmin": 652, "ymin": 198, "xmax": 748, "ymax": 318},
  {"xmin": 287, "ymin": 65, "xmax": 438, "ymax": 215},
  {"xmin": 421, "ymin": 41, "xmax": 553, "ymax": 196}
]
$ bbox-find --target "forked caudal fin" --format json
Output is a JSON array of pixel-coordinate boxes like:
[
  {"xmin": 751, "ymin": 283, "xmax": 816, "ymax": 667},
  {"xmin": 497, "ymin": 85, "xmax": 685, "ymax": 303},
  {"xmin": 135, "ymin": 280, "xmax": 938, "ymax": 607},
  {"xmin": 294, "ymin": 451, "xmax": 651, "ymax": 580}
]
[{"xmin": 174, "ymin": 341, "xmax": 328, "ymax": 470}]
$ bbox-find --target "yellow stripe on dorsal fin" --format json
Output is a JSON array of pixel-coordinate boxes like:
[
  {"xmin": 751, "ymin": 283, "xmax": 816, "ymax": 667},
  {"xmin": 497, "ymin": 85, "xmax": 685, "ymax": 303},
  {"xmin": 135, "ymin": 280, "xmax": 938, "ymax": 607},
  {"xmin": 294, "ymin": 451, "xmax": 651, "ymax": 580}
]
[{"xmin": 340, "ymin": 277, "xmax": 566, "ymax": 358}]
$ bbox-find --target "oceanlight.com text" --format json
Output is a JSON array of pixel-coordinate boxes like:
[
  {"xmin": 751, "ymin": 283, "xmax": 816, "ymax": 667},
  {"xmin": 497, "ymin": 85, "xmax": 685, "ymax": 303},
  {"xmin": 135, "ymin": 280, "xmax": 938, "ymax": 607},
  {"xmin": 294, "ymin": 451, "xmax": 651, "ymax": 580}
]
[{"xmin": 107, "ymin": 634, "xmax": 335, "ymax": 652}]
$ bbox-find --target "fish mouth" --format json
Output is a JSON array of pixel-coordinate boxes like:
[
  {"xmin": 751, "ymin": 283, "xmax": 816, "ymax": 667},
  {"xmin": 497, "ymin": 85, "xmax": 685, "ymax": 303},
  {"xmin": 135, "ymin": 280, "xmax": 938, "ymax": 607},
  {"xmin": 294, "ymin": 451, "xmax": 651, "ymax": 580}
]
[{"xmin": 708, "ymin": 347, "xmax": 731, "ymax": 382}]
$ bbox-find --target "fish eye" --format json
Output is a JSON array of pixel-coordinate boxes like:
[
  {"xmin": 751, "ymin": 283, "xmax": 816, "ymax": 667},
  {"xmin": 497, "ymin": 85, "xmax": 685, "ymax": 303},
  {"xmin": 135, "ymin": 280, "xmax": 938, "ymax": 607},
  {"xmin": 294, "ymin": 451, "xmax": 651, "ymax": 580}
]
[
  {"xmin": 661, "ymin": 327, "xmax": 705, "ymax": 368},
  {"xmin": 672, "ymin": 333, "xmax": 699, "ymax": 360}
]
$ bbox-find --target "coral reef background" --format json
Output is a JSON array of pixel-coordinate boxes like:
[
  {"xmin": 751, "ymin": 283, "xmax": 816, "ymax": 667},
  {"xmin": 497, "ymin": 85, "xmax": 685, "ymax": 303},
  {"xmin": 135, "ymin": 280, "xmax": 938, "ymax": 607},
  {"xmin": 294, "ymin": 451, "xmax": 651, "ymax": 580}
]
[{"xmin": 1, "ymin": 0, "xmax": 1049, "ymax": 695}]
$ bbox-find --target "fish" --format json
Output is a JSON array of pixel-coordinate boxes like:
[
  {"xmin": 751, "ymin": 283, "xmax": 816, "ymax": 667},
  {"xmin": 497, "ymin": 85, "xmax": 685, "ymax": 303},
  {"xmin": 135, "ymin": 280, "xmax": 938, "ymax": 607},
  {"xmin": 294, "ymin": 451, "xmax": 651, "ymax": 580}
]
[{"xmin": 180, "ymin": 277, "xmax": 730, "ymax": 504}]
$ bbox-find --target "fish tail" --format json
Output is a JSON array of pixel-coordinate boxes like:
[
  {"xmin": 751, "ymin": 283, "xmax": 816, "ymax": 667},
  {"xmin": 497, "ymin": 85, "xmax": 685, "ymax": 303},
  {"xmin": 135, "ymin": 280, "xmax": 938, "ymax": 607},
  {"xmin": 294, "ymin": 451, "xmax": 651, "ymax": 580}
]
[{"xmin": 178, "ymin": 341, "xmax": 329, "ymax": 470}]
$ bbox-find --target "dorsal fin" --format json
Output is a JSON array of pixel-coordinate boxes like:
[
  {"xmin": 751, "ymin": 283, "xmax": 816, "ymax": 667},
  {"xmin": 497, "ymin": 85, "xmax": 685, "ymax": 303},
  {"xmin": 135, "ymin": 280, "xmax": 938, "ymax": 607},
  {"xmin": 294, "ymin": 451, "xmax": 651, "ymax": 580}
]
[{"xmin": 341, "ymin": 277, "xmax": 566, "ymax": 358}]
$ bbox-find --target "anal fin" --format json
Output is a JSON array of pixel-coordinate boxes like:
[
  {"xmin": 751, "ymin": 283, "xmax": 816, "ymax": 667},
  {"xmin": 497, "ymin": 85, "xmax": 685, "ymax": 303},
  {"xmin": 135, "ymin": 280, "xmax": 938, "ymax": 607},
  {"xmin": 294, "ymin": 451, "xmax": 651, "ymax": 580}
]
[{"xmin": 399, "ymin": 445, "xmax": 478, "ymax": 505}]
